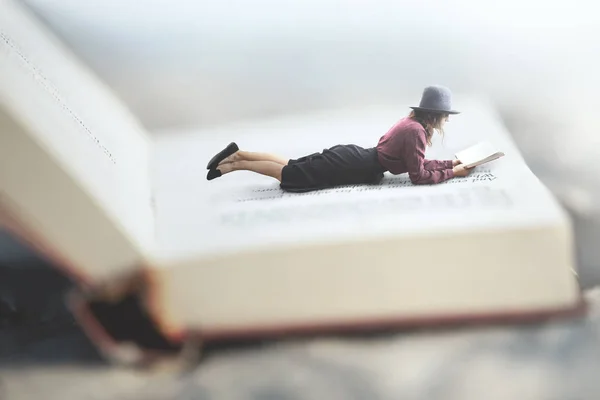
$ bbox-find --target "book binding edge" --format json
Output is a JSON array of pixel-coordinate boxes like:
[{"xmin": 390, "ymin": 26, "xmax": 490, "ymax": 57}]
[{"xmin": 71, "ymin": 279, "xmax": 588, "ymax": 367}]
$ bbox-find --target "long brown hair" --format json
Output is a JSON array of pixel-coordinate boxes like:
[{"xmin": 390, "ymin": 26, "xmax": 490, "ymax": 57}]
[{"xmin": 408, "ymin": 109, "xmax": 448, "ymax": 146}]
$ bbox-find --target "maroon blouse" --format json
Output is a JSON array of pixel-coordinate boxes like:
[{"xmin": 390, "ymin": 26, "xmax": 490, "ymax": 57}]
[{"xmin": 376, "ymin": 117, "xmax": 454, "ymax": 184}]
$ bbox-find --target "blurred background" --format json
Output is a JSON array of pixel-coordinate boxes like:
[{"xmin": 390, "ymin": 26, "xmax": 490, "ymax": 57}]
[{"xmin": 2, "ymin": 0, "xmax": 599, "ymax": 283}]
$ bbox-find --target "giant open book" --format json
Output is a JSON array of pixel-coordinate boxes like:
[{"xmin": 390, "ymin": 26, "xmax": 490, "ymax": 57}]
[{"xmin": 0, "ymin": 0, "xmax": 585, "ymax": 365}]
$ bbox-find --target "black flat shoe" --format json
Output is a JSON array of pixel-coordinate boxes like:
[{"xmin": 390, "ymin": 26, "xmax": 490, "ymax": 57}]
[
  {"xmin": 207, "ymin": 168, "xmax": 222, "ymax": 181},
  {"xmin": 206, "ymin": 142, "xmax": 239, "ymax": 170}
]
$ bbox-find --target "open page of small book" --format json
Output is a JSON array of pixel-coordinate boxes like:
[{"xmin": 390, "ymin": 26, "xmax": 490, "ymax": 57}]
[
  {"xmin": 455, "ymin": 141, "xmax": 504, "ymax": 168},
  {"xmin": 0, "ymin": 0, "xmax": 153, "ymax": 279}
]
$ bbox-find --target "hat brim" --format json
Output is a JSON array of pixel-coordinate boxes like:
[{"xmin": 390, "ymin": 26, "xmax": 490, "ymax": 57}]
[{"xmin": 410, "ymin": 106, "xmax": 460, "ymax": 115}]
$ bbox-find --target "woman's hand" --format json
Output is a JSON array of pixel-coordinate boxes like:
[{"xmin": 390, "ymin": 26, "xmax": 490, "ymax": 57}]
[
  {"xmin": 452, "ymin": 159, "xmax": 462, "ymax": 167},
  {"xmin": 452, "ymin": 164, "xmax": 473, "ymax": 177}
]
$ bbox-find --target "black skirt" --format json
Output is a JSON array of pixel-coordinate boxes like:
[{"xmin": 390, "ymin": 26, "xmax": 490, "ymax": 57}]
[{"xmin": 280, "ymin": 144, "xmax": 386, "ymax": 193}]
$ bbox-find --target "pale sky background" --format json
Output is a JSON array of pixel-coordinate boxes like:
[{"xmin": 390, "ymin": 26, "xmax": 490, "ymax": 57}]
[{"xmin": 21, "ymin": 0, "xmax": 600, "ymax": 130}]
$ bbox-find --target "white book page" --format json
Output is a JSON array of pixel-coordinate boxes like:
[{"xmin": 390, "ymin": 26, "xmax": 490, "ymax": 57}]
[
  {"xmin": 455, "ymin": 141, "xmax": 502, "ymax": 166},
  {"xmin": 0, "ymin": 0, "xmax": 154, "ymax": 252},
  {"xmin": 152, "ymin": 98, "xmax": 568, "ymax": 262}
]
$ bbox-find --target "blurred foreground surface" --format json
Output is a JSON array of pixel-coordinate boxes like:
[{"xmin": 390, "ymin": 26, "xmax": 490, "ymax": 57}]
[{"xmin": 1, "ymin": 256, "xmax": 600, "ymax": 400}]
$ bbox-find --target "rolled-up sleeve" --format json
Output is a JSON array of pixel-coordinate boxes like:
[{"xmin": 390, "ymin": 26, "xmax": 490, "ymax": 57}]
[{"xmin": 424, "ymin": 159, "xmax": 454, "ymax": 170}]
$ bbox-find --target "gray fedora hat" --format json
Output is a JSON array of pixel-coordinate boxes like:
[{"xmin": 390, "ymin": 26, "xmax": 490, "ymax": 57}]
[{"xmin": 410, "ymin": 85, "xmax": 460, "ymax": 114}]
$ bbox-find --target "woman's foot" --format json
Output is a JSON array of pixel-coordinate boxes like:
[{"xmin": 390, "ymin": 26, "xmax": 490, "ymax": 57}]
[
  {"xmin": 206, "ymin": 142, "xmax": 239, "ymax": 170},
  {"xmin": 206, "ymin": 168, "xmax": 222, "ymax": 181}
]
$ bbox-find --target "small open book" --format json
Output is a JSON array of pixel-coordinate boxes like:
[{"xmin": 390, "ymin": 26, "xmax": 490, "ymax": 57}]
[
  {"xmin": 0, "ymin": 0, "xmax": 585, "ymax": 367},
  {"xmin": 455, "ymin": 142, "xmax": 505, "ymax": 168}
]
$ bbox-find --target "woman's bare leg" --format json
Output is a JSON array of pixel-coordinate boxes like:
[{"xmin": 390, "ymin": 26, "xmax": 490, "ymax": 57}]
[
  {"xmin": 218, "ymin": 160, "xmax": 284, "ymax": 182},
  {"xmin": 219, "ymin": 150, "xmax": 289, "ymax": 166}
]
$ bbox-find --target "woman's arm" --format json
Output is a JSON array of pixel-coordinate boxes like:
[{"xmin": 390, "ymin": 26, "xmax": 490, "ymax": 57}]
[
  {"xmin": 423, "ymin": 159, "xmax": 454, "ymax": 171},
  {"xmin": 404, "ymin": 131, "xmax": 455, "ymax": 185}
]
